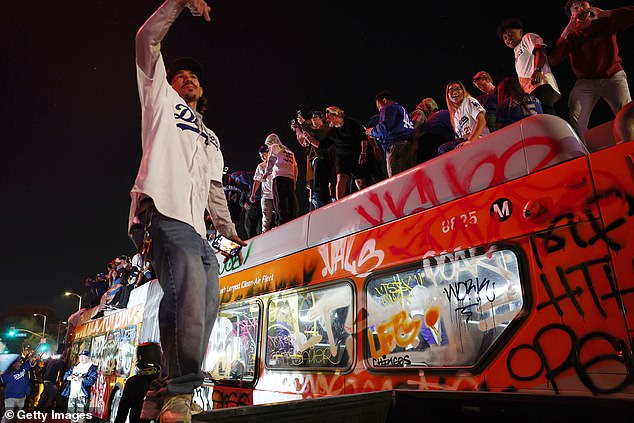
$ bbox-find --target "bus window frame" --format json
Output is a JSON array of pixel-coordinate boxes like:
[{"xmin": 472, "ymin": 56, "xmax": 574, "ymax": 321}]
[
  {"xmin": 205, "ymin": 298, "xmax": 263, "ymax": 387},
  {"xmin": 264, "ymin": 280, "xmax": 356, "ymax": 374},
  {"xmin": 362, "ymin": 242, "xmax": 531, "ymax": 374}
]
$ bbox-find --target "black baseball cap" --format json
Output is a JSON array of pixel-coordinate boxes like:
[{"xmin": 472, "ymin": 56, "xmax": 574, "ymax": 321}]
[{"xmin": 167, "ymin": 57, "xmax": 204, "ymax": 83}]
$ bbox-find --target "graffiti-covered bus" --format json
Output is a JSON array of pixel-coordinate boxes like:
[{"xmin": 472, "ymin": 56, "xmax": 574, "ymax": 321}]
[
  {"xmin": 66, "ymin": 281, "xmax": 162, "ymax": 421},
  {"xmin": 202, "ymin": 112, "xmax": 634, "ymax": 412}
]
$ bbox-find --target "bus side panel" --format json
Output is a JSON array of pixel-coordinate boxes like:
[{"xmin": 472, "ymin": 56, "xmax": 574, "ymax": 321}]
[
  {"xmin": 588, "ymin": 141, "xmax": 634, "ymax": 338},
  {"xmin": 354, "ymin": 156, "xmax": 633, "ymax": 397},
  {"xmin": 351, "ymin": 224, "xmax": 632, "ymax": 397},
  {"xmin": 483, "ymin": 230, "xmax": 633, "ymax": 396},
  {"xmin": 212, "ymin": 148, "xmax": 634, "ymax": 404}
]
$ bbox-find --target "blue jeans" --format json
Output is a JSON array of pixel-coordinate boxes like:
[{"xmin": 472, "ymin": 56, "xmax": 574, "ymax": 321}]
[
  {"xmin": 437, "ymin": 139, "xmax": 461, "ymax": 155},
  {"xmin": 132, "ymin": 208, "xmax": 219, "ymax": 394},
  {"xmin": 310, "ymin": 156, "xmax": 332, "ymax": 209}
]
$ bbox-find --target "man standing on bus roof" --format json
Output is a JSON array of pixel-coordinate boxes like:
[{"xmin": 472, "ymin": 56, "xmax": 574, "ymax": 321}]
[{"xmin": 128, "ymin": 0, "xmax": 246, "ymax": 422}]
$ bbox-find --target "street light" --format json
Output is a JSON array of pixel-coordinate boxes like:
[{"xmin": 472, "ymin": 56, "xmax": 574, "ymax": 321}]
[
  {"xmin": 56, "ymin": 321, "xmax": 68, "ymax": 345},
  {"xmin": 64, "ymin": 291, "xmax": 82, "ymax": 311},
  {"xmin": 33, "ymin": 313, "xmax": 47, "ymax": 337}
]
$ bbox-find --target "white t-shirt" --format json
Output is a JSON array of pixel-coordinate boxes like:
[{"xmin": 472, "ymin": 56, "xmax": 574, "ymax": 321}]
[
  {"xmin": 253, "ymin": 162, "xmax": 273, "ymax": 200},
  {"xmin": 69, "ymin": 361, "xmax": 92, "ymax": 398},
  {"xmin": 514, "ymin": 32, "xmax": 560, "ymax": 95},
  {"xmin": 453, "ymin": 96, "xmax": 490, "ymax": 139}
]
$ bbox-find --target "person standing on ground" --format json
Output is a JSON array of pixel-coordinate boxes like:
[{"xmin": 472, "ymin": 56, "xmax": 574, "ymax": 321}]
[
  {"xmin": 61, "ymin": 350, "xmax": 97, "ymax": 423},
  {"xmin": 0, "ymin": 352, "xmax": 37, "ymax": 423},
  {"xmin": 127, "ymin": 0, "xmax": 246, "ymax": 421},
  {"xmin": 114, "ymin": 343, "xmax": 162, "ymax": 423}
]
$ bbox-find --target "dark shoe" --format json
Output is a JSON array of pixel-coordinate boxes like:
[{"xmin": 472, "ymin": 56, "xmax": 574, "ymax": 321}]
[
  {"xmin": 159, "ymin": 393, "xmax": 193, "ymax": 423},
  {"xmin": 140, "ymin": 387, "xmax": 168, "ymax": 420}
]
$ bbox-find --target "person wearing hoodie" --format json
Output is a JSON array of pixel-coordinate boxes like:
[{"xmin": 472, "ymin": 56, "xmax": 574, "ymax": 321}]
[{"xmin": 264, "ymin": 134, "xmax": 299, "ymax": 226}]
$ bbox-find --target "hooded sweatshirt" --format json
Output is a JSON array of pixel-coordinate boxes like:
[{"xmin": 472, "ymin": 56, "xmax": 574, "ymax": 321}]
[{"xmin": 264, "ymin": 134, "xmax": 298, "ymax": 181}]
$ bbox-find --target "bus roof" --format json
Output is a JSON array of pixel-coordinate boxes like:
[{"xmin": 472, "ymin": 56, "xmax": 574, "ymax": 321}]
[{"xmin": 222, "ymin": 114, "xmax": 588, "ymax": 274}]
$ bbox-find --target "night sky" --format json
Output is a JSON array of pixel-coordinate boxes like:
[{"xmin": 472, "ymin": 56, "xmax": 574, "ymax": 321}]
[{"xmin": 1, "ymin": 1, "xmax": 632, "ymax": 320}]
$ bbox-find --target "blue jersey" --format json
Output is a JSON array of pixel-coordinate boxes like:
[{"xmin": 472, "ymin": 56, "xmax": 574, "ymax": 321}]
[
  {"xmin": 0, "ymin": 360, "xmax": 32, "ymax": 399},
  {"xmin": 370, "ymin": 102, "xmax": 414, "ymax": 154},
  {"xmin": 496, "ymin": 94, "xmax": 543, "ymax": 127}
]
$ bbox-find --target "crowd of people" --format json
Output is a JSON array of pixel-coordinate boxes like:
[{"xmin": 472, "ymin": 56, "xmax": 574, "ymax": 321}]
[
  {"xmin": 215, "ymin": 3, "xmax": 633, "ymax": 237},
  {"xmin": 0, "ymin": 343, "xmax": 161, "ymax": 423},
  {"xmin": 73, "ymin": 251, "xmax": 156, "ymax": 316},
  {"xmin": 14, "ymin": 2, "xmax": 629, "ymax": 422},
  {"xmin": 71, "ymin": 0, "xmax": 634, "ymax": 306},
  {"xmin": 66, "ymin": 2, "xmax": 634, "ymax": 316},
  {"xmin": 0, "ymin": 346, "xmax": 71, "ymax": 422}
]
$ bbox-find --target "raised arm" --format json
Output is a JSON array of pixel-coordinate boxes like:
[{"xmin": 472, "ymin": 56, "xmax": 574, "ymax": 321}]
[{"xmin": 136, "ymin": 0, "xmax": 211, "ymax": 80}]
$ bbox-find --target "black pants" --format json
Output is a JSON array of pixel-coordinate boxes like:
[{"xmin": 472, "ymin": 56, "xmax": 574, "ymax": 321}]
[
  {"xmin": 417, "ymin": 133, "xmax": 449, "ymax": 164},
  {"xmin": 244, "ymin": 199, "xmax": 262, "ymax": 238},
  {"xmin": 273, "ymin": 176, "xmax": 298, "ymax": 226}
]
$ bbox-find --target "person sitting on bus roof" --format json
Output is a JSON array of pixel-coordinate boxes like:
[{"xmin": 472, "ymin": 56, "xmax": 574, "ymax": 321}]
[
  {"xmin": 438, "ymin": 80, "xmax": 491, "ymax": 154},
  {"xmin": 496, "ymin": 76, "xmax": 544, "ymax": 130}
]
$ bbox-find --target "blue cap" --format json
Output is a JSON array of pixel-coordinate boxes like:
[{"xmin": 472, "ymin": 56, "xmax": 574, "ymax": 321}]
[{"xmin": 80, "ymin": 350, "xmax": 91, "ymax": 357}]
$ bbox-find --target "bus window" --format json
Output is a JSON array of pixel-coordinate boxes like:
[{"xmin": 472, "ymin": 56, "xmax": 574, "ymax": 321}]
[
  {"xmin": 102, "ymin": 332, "xmax": 119, "ymax": 375},
  {"xmin": 365, "ymin": 247, "xmax": 524, "ymax": 369},
  {"xmin": 115, "ymin": 326, "xmax": 137, "ymax": 377},
  {"xmin": 265, "ymin": 283, "xmax": 354, "ymax": 371},
  {"xmin": 204, "ymin": 301, "xmax": 261, "ymax": 384}
]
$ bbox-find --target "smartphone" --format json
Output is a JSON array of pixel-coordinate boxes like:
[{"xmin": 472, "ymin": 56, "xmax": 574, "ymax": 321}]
[{"xmin": 211, "ymin": 234, "xmax": 242, "ymax": 257}]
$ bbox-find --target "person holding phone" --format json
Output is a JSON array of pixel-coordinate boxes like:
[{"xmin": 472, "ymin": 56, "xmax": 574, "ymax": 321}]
[
  {"xmin": 127, "ymin": 0, "xmax": 246, "ymax": 421},
  {"xmin": 548, "ymin": 0, "xmax": 634, "ymax": 143}
]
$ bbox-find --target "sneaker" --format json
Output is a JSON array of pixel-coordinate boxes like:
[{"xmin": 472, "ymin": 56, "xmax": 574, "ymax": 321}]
[
  {"xmin": 159, "ymin": 393, "xmax": 193, "ymax": 423},
  {"xmin": 140, "ymin": 387, "xmax": 167, "ymax": 420}
]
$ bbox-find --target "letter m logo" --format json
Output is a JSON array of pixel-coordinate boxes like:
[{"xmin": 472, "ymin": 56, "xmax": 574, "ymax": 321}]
[{"xmin": 490, "ymin": 198, "xmax": 513, "ymax": 222}]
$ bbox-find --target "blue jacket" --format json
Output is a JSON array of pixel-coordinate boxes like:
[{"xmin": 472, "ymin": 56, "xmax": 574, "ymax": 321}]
[
  {"xmin": 61, "ymin": 363, "xmax": 98, "ymax": 398},
  {"xmin": 0, "ymin": 360, "xmax": 32, "ymax": 399},
  {"xmin": 370, "ymin": 102, "xmax": 414, "ymax": 155}
]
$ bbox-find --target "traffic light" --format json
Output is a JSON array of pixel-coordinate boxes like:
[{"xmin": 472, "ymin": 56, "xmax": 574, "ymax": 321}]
[{"xmin": 7, "ymin": 328, "xmax": 16, "ymax": 338}]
